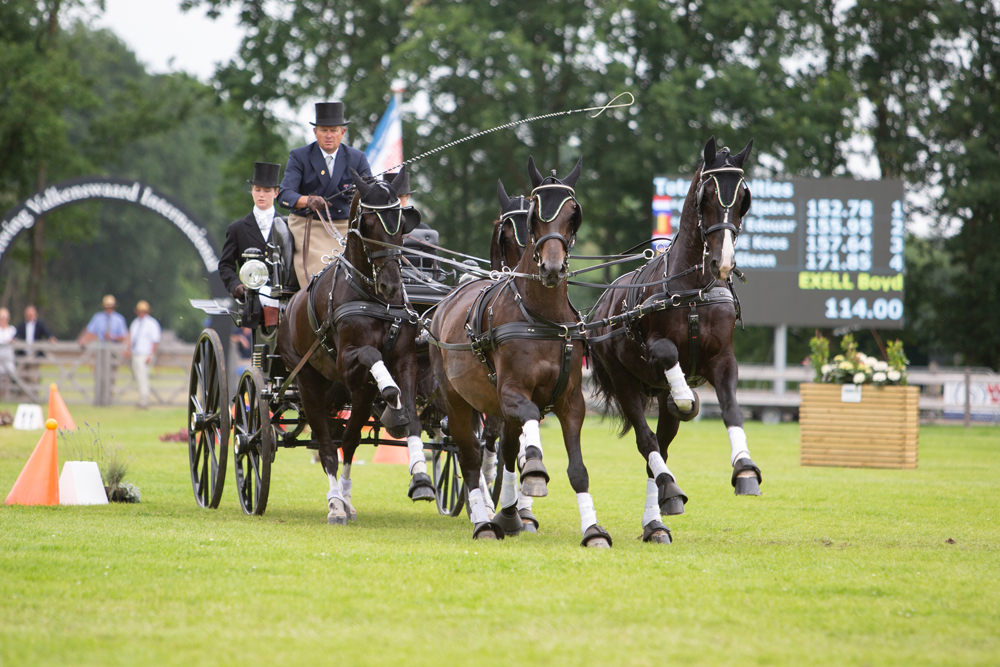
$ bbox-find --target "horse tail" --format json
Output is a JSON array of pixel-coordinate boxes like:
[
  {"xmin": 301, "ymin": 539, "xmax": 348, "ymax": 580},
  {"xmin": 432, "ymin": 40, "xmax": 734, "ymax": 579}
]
[{"xmin": 589, "ymin": 351, "xmax": 636, "ymax": 437}]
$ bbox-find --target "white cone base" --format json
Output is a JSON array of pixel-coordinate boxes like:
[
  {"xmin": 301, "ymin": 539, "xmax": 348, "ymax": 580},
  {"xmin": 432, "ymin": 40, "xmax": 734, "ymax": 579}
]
[
  {"xmin": 13, "ymin": 404, "xmax": 44, "ymax": 430},
  {"xmin": 59, "ymin": 461, "xmax": 109, "ymax": 505}
]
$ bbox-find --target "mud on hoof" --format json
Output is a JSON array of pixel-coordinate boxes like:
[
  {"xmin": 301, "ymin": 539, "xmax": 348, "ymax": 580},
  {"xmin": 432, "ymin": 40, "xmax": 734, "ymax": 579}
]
[
  {"xmin": 473, "ymin": 520, "xmax": 505, "ymax": 541},
  {"xmin": 655, "ymin": 473, "xmax": 688, "ymax": 515},
  {"xmin": 380, "ymin": 402, "xmax": 410, "ymax": 439},
  {"xmin": 495, "ymin": 506, "xmax": 524, "ymax": 536},
  {"xmin": 327, "ymin": 498, "xmax": 349, "ymax": 525},
  {"xmin": 408, "ymin": 472, "xmax": 435, "ymax": 501},
  {"xmin": 666, "ymin": 391, "xmax": 701, "ymax": 422},
  {"xmin": 731, "ymin": 457, "xmax": 762, "ymax": 496},
  {"xmin": 518, "ymin": 508, "xmax": 539, "ymax": 533},
  {"xmin": 642, "ymin": 520, "xmax": 672, "ymax": 544},
  {"xmin": 581, "ymin": 524, "xmax": 613, "ymax": 548},
  {"xmin": 519, "ymin": 458, "xmax": 550, "ymax": 498}
]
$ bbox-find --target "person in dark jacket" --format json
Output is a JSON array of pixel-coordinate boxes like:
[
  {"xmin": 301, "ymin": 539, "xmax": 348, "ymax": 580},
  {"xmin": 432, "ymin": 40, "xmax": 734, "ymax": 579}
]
[
  {"xmin": 278, "ymin": 101, "xmax": 372, "ymax": 288},
  {"xmin": 219, "ymin": 162, "xmax": 299, "ymax": 328},
  {"xmin": 15, "ymin": 305, "xmax": 56, "ymax": 345}
]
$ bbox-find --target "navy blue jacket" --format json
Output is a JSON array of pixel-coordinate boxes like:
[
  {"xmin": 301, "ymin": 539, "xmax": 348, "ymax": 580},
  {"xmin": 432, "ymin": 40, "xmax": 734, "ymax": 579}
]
[{"xmin": 278, "ymin": 142, "xmax": 372, "ymax": 220}]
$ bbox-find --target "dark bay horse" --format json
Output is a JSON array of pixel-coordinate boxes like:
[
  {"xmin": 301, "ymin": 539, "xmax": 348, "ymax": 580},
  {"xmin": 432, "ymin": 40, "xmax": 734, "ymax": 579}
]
[
  {"xmin": 277, "ymin": 166, "xmax": 431, "ymax": 525},
  {"xmin": 588, "ymin": 137, "xmax": 762, "ymax": 545},
  {"xmin": 429, "ymin": 158, "xmax": 612, "ymax": 547}
]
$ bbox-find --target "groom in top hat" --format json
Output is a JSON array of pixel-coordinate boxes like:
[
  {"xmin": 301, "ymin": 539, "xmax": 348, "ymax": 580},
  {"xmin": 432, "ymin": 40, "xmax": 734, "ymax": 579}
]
[
  {"xmin": 278, "ymin": 101, "xmax": 372, "ymax": 288},
  {"xmin": 219, "ymin": 161, "xmax": 299, "ymax": 328}
]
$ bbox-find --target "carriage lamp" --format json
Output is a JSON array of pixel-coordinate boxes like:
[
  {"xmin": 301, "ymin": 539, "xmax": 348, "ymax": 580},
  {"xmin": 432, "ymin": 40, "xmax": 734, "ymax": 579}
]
[{"xmin": 239, "ymin": 259, "xmax": 269, "ymax": 290}]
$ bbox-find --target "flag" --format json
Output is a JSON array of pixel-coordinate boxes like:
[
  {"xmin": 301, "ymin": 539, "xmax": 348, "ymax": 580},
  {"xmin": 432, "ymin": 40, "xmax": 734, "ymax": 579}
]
[{"xmin": 365, "ymin": 91, "xmax": 404, "ymax": 175}]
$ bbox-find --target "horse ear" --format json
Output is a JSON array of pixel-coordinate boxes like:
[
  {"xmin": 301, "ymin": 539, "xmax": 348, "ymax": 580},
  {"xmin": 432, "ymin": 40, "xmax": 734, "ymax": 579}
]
[
  {"xmin": 563, "ymin": 157, "xmax": 583, "ymax": 188},
  {"xmin": 351, "ymin": 168, "xmax": 371, "ymax": 198},
  {"xmin": 401, "ymin": 207, "xmax": 422, "ymax": 235},
  {"xmin": 734, "ymin": 139, "xmax": 754, "ymax": 168},
  {"xmin": 527, "ymin": 156, "xmax": 543, "ymax": 189},
  {"xmin": 497, "ymin": 179, "xmax": 512, "ymax": 211},
  {"xmin": 703, "ymin": 136, "xmax": 717, "ymax": 166}
]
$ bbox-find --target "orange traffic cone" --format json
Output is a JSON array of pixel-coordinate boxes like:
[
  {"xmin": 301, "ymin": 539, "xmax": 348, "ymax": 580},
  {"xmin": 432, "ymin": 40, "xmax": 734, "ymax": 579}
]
[
  {"xmin": 48, "ymin": 384, "xmax": 76, "ymax": 430},
  {"xmin": 372, "ymin": 435, "xmax": 411, "ymax": 464},
  {"xmin": 6, "ymin": 419, "xmax": 60, "ymax": 506}
]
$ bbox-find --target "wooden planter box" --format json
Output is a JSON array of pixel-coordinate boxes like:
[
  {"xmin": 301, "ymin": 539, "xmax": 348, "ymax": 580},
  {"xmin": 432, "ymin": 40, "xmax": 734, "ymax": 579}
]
[{"xmin": 800, "ymin": 384, "xmax": 919, "ymax": 469}]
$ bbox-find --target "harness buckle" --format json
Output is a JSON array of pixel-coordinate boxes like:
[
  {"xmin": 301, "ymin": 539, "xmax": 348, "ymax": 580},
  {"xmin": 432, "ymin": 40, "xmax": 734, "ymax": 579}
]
[{"xmin": 670, "ymin": 294, "xmax": 682, "ymax": 307}]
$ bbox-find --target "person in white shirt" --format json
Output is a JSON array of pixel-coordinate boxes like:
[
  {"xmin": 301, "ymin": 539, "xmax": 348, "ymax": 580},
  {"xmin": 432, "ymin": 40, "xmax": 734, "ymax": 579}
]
[
  {"xmin": 125, "ymin": 300, "xmax": 161, "ymax": 409},
  {"xmin": 0, "ymin": 308, "xmax": 16, "ymax": 399}
]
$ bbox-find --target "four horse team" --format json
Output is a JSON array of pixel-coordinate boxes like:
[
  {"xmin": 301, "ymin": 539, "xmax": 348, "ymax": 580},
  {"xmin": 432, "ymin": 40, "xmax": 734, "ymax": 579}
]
[{"xmin": 236, "ymin": 101, "xmax": 764, "ymax": 548}]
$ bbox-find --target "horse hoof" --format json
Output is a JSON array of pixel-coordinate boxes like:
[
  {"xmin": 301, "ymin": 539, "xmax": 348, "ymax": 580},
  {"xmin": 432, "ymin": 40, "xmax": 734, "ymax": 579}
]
[
  {"xmin": 661, "ymin": 496, "xmax": 685, "ymax": 516},
  {"xmin": 495, "ymin": 506, "xmax": 524, "ymax": 536},
  {"xmin": 328, "ymin": 499, "xmax": 348, "ymax": 525},
  {"xmin": 409, "ymin": 472, "xmax": 435, "ymax": 501},
  {"xmin": 587, "ymin": 537, "xmax": 610, "ymax": 549},
  {"xmin": 518, "ymin": 508, "xmax": 539, "ymax": 533},
  {"xmin": 581, "ymin": 524, "xmax": 613, "ymax": 548},
  {"xmin": 473, "ymin": 521, "xmax": 505, "ymax": 541},
  {"xmin": 520, "ymin": 475, "xmax": 548, "ymax": 498},
  {"xmin": 643, "ymin": 520, "xmax": 672, "ymax": 544},
  {"xmin": 735, "ymin": 476, "xmax": 761, "ymax": 496},
  {"xmin": 522, "ymin": 521, "xmax": 537, "ymax": 533}
]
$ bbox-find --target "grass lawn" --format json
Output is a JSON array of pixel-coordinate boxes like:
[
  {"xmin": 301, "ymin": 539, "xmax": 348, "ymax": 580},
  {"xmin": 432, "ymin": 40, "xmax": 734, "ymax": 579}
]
[{"xmin": 1, "ymin": 404, "xmax": 997, "ymax": 666}]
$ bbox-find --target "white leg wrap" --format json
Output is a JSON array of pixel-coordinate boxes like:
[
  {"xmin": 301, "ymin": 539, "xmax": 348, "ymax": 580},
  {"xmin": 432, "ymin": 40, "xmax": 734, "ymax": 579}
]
[
  {"xmin": 728, "ymin": 426, "xmax": 750, "ymax": 466},
  {"xmin": 576, "ymin": 492, "xmax": 597, "ymax": 534},
  {"xmin": 522, "ymin": 419, "xmax": 541, "ymax": 455},
  {"xmin": 480, "ymin": 472, "xmax": 495, "ymax": 514},
  {"xmin": 407, "ymin": 436, "xmax": 427, "ymax": 475},
  {"xmin": 647, "ymin": 450, "xmax": 673, "ymax": 481},
  {"xmin": 482, "ymin": 449, "xmax": 498, "ymax": 486},
  {"xmin": 664, "ymin": 362, "xmax": 695, "ymax": 410},
  {"xmin": 468, "ymin": 487, "xmax": 490, "ymax": 524},
  {"xmin": 516, "ymin": 492, "xmax": 534, "ymax": 511},
  {"xmin": 642, "ymin": 478, "xmax": 659, "ymax": 527},
  {"xmin": 339, "ymin": 464, "xmax": 353, "ymax": 500},
  {"xmin": 500, "ymin": 467, "xmax": 518, "ymax": 508},
  {"xmin": 369, "ymin": 360, "xmax": 401, "ymax": 408},
  {"xmin": 327, "ymin": 473, "xmax": 344, "ymax": 502},
  {"xmin": 517, "ymin": 432, "xmax": 527, "ymax": 469}
]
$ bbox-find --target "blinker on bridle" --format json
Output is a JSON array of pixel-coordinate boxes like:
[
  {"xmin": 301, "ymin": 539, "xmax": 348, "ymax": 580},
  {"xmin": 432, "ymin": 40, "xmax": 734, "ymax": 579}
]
[
  {"xmin": 499, "ymin": 196, "xmax": 530, "ymax": 248},
  {"xmin": 348, "ymin": 186, "xmax": 406, "ymax": 287},
  {"xmin": 695, "ymin": 165, "xmax": 747, "ymax": 242},
  {"xmin": 528, "ymin": 181, "xmax": 579, "ymax": 266}
]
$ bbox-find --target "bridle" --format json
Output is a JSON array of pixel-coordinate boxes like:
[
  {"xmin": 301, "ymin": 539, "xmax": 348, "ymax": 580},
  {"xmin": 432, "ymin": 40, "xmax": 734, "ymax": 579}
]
[
  {"xmin": 695, "ymin": 163, "xmax": 749, "ymax": 262},
  {"xmin": 496, "ymin": 195, "xmax": 530, "ymax": 270},
  {"xmin": 346, "ymin": 186, "xmax": 406, "ymax": 290},
  {"xmin": 527, "ymin": 181, "xmax": 580, "ymax": 272}
]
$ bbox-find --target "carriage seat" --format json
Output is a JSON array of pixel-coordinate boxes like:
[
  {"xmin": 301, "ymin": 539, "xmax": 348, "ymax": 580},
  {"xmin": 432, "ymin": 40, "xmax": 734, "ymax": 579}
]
[{"xmin": 403, "ymin": 225, "xmax": 444, "ymax": 282}]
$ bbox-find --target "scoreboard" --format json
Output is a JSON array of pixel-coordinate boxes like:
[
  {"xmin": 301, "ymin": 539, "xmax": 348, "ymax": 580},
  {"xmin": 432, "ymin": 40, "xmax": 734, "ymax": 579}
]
[{"xmin": 651, "ymin": 176, "xmax": 905, "ymax": 328}]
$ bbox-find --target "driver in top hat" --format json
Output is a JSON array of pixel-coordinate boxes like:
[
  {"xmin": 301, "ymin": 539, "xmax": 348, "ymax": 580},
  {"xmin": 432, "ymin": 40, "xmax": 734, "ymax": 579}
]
[
  {"xmin": 278, "ymin": 101, "xmax": 372, "ymax": 288},
  {"xmin": 219, "ymin": 161, "xmax": 299, "ymax": 328}
]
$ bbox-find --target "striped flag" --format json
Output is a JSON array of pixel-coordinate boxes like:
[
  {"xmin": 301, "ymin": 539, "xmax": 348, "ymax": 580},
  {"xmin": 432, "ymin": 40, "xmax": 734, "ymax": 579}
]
[{"xmin": 365, "ymin": 90, "xmax": 404, "ymax": 175}]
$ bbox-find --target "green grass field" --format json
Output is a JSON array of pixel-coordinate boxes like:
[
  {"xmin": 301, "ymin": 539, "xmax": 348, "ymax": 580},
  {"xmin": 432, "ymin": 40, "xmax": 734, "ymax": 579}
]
[{"xmin": 1, "ymin": 405, "xmax": 997, "ymax": 666}]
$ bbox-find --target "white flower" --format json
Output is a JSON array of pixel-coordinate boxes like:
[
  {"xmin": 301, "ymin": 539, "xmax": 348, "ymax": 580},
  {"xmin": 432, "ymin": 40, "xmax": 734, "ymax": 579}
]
[
  {"xmin": 853, "ymin": 372, "xmax": 867, "ymax": 384},
  {"xmin": 874, "ymin": 360, "xmax": 889, "ymax": 372},
  {"xmin": 839, "ymin": 361, "xmax": 854, "ymax": 371},
  {"xmin": 873, "ymin": 372, "xmax": 887, "ymax": 382},
  {"xmin": 888, "ymin": 370, "xmax": 901, "ymax": 381},
  {"xmin": 821, "ymin": 364, "xmax": 833, "ymax": 374}
]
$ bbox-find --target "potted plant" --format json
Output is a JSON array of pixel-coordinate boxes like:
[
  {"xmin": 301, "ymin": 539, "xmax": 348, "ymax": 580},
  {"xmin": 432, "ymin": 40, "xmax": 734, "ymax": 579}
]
[{"xmin": 801, "ymin": 334, "xmax": 918, "ymax": 469}]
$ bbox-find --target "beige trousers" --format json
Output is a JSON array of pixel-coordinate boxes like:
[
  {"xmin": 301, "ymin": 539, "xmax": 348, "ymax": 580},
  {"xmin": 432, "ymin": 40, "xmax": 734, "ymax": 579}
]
[
  {"xmin": 131, "ymin": 354, "xmax": 152, "ymax": 407},
  {"xmin": 287, "ymin": 213, "xmax": 349, "ymax": 288}
]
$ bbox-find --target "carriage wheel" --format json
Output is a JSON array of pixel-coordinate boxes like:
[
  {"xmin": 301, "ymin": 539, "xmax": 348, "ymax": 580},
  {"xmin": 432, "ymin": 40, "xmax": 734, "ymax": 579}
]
[
  {"xmin": 233, "ymin": 367, "xmax": 274, "ymax": 516},
  {"xmin": 432, "ymin": 449, "xmax": 465, "ymax": 517},
  {"xmin": 188, "ymin": 329, "xmax": 230, "ymax": 509}
]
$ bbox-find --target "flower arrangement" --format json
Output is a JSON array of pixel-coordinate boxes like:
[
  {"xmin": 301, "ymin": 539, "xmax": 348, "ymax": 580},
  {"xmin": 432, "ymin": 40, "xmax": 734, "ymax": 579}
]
[{"xmin": 809, "ymin": 333, "xmax": 908, "ymax": 386}]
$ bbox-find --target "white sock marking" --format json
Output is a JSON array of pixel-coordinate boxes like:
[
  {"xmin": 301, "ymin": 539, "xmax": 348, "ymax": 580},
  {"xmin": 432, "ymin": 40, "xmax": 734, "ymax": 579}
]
[
  {"xmin": 664, "ymin": 362, "xmax": 695, "ymax": 411},
  {"xmin": 728, "ymin": 426, "xmax": 750, "ymax": 466},
  {"xmin": 500, "ymin": 467, "xmax": 518, "ymax": 508},
  {"xmin": 407, "ymin": 435, "xmax": 427, "ymax": 475},
  {"xmin": 576, "ymin": 492, "xmax": 597, "ymax": 534},
  {"xmin": 468, "ymin": 487, "xmax": 489, "ymax": 524},
  {"xmin": 642, "ymin": 478, "xmax": 659, "ymax": 527}
]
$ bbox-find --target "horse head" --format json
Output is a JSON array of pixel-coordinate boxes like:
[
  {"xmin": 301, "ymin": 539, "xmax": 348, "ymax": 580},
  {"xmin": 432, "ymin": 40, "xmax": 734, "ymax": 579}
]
[
  {"xmin": 696, "ymin": 136, "xmax": 753, "ymax": 281},
  {"xmin": 350, "ymin": 165, "xmax": 422, "ymax": 300},
  {"xmin": 526, "ymin": 156, "xmax": 583, "ymax": 288},
  {"xmin": 492, "ymin": 179, "xmax": 529, "ymax": 271}
]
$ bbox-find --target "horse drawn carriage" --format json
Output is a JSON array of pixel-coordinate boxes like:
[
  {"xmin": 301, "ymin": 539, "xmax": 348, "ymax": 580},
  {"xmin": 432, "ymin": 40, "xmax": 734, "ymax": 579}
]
[
  {"xmin": 186, "ymin": 137, "xmax": 765, "ymax": 546},
  {"xmin": 185, "ymin": 189, "xmax": 469, "ymax": 519}
]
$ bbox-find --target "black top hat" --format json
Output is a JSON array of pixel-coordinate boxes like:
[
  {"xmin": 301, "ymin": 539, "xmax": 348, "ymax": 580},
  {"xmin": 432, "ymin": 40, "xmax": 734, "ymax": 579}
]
[
  {"xmin": 311, "ymin": 102, "xmax": 350, "ymax": 127},
  {"xmin": 384, "ymin": 169, "xmax": 415, "ymax": 196},
  {"xmin": 248, "ymin": 162, "xmax": 281, "ymax": 188}
]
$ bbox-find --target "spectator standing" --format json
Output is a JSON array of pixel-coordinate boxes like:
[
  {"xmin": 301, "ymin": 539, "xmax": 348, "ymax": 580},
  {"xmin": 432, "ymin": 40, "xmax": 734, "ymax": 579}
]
[
  {"xmin": 79, "ymin": 295, "xmax": 128, "ymax": 345},
  {"xmin": 124, "ymin": 300, "xmax": 161, "ymax": 409},
  {"xmin": 15, "ymin": 305, "xmax": 57, "ymax": 387},
  {"xmin": 0, "ymin": 308, "xmax": 15, "ymax": 400}
]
